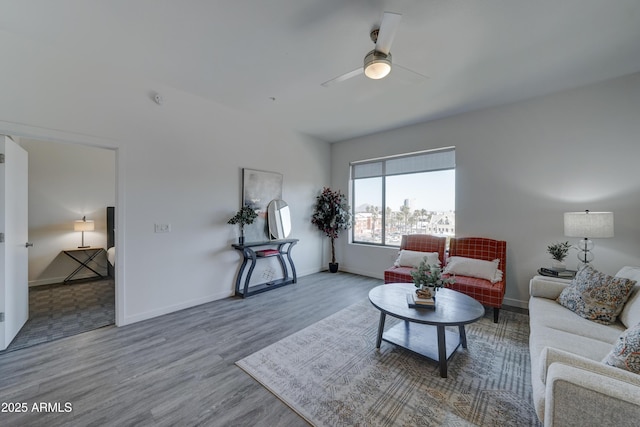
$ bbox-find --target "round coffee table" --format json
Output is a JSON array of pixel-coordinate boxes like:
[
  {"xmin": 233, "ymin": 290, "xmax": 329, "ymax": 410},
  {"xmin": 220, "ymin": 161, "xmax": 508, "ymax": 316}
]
[{"xmin": 369, "ymin": 283, "xmax": 485, "ymax": 378}]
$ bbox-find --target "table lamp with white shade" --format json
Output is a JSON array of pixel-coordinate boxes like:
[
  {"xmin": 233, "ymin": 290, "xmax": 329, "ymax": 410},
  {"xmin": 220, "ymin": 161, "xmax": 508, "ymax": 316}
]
[
  {"xmin": 564, "ymin": 210, "xmax": 614, "ymax": 267},
  {"xmin": 74, "ymin": 216, "xmax": 95, "ymax": 248}
]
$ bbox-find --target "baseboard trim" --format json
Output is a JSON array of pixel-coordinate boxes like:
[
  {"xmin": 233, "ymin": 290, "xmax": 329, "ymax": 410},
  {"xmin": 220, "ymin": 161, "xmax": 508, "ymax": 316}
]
[
  {"xmin": 336, "ymin": 265, "xmax": 383, "ymax": 280},
  {"xmin": 120, "ymin": 267, "xmax": 528, "ymax": 326},
  {"xmin": 122, "ymin": 290, "xmax": 231, "ymax": 326},
  {"xmin": 29, "ymin": 274, "xmax": 103, "ymax": 287},
  {"xmin": 503, "ymin": 297, "xmax": 529, "ymax": 309},
  {"xmin": 296, "ymin": 267, "xmax": 325, "ymax": 278}
]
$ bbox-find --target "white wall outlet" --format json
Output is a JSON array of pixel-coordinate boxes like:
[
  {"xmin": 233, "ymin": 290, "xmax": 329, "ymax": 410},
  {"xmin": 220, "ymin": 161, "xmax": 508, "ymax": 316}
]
[{"xmin": 154, "ymin": 223, "xmax": 171, "ymax": 233}]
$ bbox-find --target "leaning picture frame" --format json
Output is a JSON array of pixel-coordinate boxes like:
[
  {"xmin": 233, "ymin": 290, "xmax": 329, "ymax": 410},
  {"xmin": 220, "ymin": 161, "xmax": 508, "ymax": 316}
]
[{"xmin": 242, "ymin": 168, "xmax": 283, "ymax": 242}]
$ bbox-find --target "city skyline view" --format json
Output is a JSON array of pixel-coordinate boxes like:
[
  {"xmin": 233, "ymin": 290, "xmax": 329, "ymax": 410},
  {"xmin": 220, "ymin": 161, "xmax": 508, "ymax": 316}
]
[{"xmin": 354, "ymin": 169, "xmax": 455, "ymax": 213}]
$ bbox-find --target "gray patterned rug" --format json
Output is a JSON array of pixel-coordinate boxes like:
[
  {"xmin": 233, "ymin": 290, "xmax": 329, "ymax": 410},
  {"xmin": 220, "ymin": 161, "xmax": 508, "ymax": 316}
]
[
  {"xmin": 2, "ymin": 279, "xmax": 115, "ymax": 353},
  {"xmin": 237, "ymin": 300, "xmax": 540, "ymax": 426}
]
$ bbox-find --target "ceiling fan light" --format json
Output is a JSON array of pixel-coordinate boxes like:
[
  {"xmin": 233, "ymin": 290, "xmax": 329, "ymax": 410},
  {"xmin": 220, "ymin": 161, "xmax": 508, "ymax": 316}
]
[{"xmin": 364, "ymin": 50, "xmax": 392, "ymax": 79}]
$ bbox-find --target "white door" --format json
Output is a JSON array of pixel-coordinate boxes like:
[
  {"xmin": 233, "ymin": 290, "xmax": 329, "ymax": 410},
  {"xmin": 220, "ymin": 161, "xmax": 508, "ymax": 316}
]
[{"xmin": 0, "ymin": 136, "xmax": 29, "ymax": 350}]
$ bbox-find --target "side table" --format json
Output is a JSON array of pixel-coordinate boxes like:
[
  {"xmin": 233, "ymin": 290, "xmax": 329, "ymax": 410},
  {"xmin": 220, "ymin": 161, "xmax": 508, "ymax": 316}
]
[
  {"xmin": 537, "ymin": 267, "xmax": 576, "ymax": 279},
  {"xmin": 62, "ymin": 247, "xmax": 106, "ymax": 283}
]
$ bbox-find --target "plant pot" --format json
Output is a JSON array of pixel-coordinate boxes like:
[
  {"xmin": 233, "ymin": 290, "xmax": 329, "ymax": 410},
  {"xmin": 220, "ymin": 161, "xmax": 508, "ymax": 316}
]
[
  {"xmin": 551, "ymin": 260, "xmax": 566, "ymax": 271},
  {"xmin": 238, "ymin": 236, "xmax": 245, "ymax": 245},
  {"xmin": 415, "ymin": 285, "xmax": 434, "ymax": 298},
  {"xmin": 329, "ymin": 263, "xmax": 339, "ymax": 273}
]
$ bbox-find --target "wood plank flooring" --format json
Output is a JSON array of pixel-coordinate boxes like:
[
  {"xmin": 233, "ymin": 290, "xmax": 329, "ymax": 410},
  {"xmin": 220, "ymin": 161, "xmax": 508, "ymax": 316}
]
[{"xmin": 0, "ymin": 272, "xmax": 382, "ymax": 427}]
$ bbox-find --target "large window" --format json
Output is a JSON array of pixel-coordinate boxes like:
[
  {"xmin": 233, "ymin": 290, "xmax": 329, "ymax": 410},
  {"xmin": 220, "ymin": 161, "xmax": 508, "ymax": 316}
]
[{"xmin": 351, "ymin": 148, "xmax": 455, "ymax": 246}]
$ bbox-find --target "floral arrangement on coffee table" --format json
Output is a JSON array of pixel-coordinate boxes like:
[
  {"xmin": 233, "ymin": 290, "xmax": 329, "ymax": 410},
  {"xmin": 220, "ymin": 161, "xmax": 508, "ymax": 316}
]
[{"xmin": 411, "ymin": 257, "xmax": 455, "ymax": 298}]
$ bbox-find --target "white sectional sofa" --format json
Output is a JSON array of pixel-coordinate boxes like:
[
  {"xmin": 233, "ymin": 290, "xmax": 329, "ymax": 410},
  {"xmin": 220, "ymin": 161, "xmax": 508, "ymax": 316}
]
[{"xmin": 528, "ymin": 266, "xmax": 640, "ymax": 426}]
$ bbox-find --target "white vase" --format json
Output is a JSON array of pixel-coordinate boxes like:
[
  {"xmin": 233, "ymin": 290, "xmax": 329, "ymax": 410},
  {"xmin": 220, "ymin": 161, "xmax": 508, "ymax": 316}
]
[{"xmin": 551, "ymin": 260, "xmax": 566, "ymax": 271}]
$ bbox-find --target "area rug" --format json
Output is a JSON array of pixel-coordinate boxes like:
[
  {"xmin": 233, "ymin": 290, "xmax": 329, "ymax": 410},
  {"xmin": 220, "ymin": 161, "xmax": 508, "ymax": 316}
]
[
  {"xmin": 2, "ymin": 279, "xmax": 115, "ymax": 353},
  {"xmin": 236, "ymin": 300, "xmax": 541, "ymax": 426}
]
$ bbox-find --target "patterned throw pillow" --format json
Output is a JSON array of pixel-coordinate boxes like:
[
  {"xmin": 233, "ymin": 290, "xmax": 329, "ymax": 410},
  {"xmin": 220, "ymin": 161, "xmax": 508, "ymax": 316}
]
[
  {"xmin": 603, "ymin": 323, "xmax": 640, "ymax": 374},
  {"xmin": 557, "ymin": 265, "xmax": 636, "ymax": 324}
]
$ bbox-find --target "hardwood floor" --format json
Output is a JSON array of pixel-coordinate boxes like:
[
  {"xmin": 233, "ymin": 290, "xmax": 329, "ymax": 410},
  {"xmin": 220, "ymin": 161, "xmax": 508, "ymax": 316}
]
[{"xmin": 0, "ymin": 272, "xmax": 382, "ymax": 427}]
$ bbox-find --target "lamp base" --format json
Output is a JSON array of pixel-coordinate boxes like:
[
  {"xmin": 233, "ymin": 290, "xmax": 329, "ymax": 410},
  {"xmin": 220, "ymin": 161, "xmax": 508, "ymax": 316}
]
[{"xmin": 577, "ymin": 238, "xmax": 594, "ymax": 266}]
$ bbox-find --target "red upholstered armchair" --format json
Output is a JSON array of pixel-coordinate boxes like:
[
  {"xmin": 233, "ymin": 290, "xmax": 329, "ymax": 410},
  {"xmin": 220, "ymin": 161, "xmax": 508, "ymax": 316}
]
[
  {"xmin": 384, "ymin": 235, "xmax": 446, "ymax": 284},
  {"xmin": 445, "ymin": 237, "xmax": 507, "ymax": 323}
]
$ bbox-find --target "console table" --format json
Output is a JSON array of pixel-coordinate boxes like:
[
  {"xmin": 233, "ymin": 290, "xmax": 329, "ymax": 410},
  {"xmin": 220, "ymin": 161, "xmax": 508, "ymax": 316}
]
[{"xmin": 232, "ymin": 239, "xmax": 298, "ymax": 297}]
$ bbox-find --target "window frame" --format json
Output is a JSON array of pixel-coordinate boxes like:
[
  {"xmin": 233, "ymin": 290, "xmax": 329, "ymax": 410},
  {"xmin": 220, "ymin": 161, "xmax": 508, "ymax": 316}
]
[{"xmin": 350, "ymin": 147, "xmax": 455, "ymax": 247}]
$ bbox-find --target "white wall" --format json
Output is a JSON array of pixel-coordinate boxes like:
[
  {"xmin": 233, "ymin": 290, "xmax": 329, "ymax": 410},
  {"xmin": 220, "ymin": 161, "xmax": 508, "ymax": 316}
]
[
  {"xmin": 4, "ymin": 27, "xmax": 638, "ymax": 321},
  {"xmin": 0, "ymin": 30, "xmax": 330, "ymax": 325},
  {"xmin": 21, "ymin": 139, "xmax": 116, "ymax": 286},
  {"xmin": 331, "ymin": 72, "xmax": 640, "ymax": 308}
]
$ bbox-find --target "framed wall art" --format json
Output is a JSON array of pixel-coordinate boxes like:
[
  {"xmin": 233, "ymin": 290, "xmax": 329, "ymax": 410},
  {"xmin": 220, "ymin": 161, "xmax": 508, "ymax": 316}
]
[{"xmin": 242, "ymin": 168, "xmax": 283, "ymax": 242}]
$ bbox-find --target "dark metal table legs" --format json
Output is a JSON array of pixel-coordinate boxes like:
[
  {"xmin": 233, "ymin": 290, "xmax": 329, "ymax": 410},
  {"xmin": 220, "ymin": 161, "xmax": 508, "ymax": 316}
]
[{"xmin": 376, "ymin": 312, "xmax": 386, "ymax": 348}]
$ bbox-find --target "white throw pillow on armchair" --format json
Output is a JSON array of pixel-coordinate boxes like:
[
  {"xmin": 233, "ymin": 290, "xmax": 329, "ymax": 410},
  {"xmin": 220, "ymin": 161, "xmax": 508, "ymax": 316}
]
[
  {"xmin": 443, "ymin": 256, "xmax": 503, "ymax": 283},
  {"xmin": 394, "ymin": 250, "xmax": 441, "ymax": 268}
]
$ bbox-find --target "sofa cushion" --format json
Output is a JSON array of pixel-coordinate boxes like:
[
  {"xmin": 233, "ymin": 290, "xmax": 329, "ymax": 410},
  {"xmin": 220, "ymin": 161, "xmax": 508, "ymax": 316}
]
[
  {"xmin": 529, "ymin": 296, "xmax": 625, "ymax": 345},
  {"xmin": 446, "ymin": 275, "xmax": 504, "ymax": 308},
  {"xmin": 616, "ymin": 267, "xmax": 640, "ymax": 328},
  {"xmin": 620, "ymin": 287, "xmax": 640, "ymax": 329},
  {"xmin": 443, "ymin": 256, "xmax": 502, "ymax": 283},
  {"xmin": 394, "ymin": 250, "xmax": 441, "ymax": 268},
  {"xmin": 557, "ymin": 265, "xmax": 636, "ymax": 325},
  {"xmin": 603, "ymin": 322, "xmax": 640, "ymax": 374},
  {"xmin": 529, "ymin": 276, "xmax": 572, "ymax": 299}
]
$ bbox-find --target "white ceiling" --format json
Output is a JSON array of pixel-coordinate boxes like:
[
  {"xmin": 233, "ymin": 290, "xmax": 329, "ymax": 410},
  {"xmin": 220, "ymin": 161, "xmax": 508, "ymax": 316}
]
[{"xmin": 2, "ymin": 0, "xmax": 640, "ymax": 142}]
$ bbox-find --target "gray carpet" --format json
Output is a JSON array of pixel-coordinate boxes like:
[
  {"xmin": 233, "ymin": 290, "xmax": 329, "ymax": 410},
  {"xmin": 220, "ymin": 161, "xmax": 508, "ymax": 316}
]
[
  {"xmin": 237, "ymin": 300, "xmax": 540, "ymax": 426},
  {"xmin": 2, "ymin": 279, "xmax": 115, "ymax": 353}
]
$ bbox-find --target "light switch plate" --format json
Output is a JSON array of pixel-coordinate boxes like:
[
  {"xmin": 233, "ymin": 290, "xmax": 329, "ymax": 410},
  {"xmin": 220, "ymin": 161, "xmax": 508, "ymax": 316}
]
[{"xmin": 154, "ymin": 223, "xmax": 171, "ymax": 233}]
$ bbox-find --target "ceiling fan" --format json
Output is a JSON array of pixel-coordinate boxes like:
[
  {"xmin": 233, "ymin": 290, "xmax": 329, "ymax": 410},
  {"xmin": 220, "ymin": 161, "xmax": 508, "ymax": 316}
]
[{"xmin": 321, "ymin": 11, "xmax": 427, "ymax": 87}]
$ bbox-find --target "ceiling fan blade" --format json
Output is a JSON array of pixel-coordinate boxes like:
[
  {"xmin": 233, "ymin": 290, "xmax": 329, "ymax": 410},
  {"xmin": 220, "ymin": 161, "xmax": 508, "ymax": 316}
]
[
  {"xmin": 375, "ymin": 11, "xmax": 402, "ymax": 55},
  {"xmin": 394, "ymin": 64, "xmax": 429, "ymax": 83},
  {"xmin": 321, "ymin": 67, "xmax": 363, "ymax": 87}
]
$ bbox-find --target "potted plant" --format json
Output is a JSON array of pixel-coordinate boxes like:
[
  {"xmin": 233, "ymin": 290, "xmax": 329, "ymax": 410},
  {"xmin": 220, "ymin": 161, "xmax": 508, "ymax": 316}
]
[
  {"xmin": 228, "ymin": 205, "xmax": 258, "ymax": 245},
  {"xmin": 547, "ymin": 241, "xmax": 572, "ymax": 270},
  {"xmin": 311, "ymin": 187, "xmax": 352, "ymax": 273},
  {"xmin": 410, "ymin": 257, "xmax": 455, "ymax": 296}
]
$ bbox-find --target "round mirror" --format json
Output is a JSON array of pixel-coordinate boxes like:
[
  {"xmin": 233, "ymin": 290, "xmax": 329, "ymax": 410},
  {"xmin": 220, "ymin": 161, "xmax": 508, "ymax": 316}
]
[{"xmin": 268, "ymin": 199, "xmax": 291, "ymax": 239}]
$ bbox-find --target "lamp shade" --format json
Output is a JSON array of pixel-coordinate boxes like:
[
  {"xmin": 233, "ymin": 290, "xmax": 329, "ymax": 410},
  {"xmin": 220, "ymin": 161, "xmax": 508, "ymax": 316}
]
[
  {"xmin": 74, "ymin": 218, "xmax": 95, "ymax": 232},
  {"xmin": 564, "ymin": 211, "xmax": 614, "ymax": 238}
]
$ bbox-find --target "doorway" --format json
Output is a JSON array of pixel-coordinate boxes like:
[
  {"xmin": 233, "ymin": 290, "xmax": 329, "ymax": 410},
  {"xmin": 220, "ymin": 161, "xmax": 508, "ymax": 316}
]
[{"xmin": 4, "ymin": 137, "xmax": 117, "ymax": 352}]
